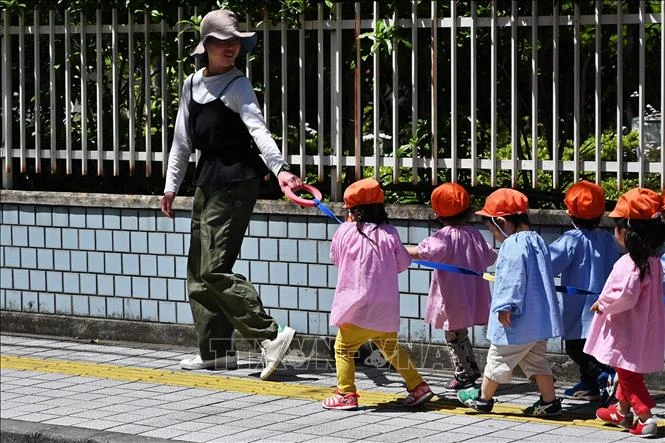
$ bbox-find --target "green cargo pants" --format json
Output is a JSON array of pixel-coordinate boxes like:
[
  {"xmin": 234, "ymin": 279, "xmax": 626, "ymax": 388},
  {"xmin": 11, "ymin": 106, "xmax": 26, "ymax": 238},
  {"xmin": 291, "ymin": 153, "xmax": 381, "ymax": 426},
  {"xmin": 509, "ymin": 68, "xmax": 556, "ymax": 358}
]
[{"xmin": 187, "ymin": 179, "xmax": 278, "ymax": 360}]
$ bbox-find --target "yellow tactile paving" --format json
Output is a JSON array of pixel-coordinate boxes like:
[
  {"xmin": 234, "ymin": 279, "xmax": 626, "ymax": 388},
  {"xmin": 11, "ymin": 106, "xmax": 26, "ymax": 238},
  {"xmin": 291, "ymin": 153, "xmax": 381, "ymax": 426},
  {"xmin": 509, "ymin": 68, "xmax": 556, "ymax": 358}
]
[{"xmin": 2, "ymin": 354, "xmax": 663, "ymax": 434}]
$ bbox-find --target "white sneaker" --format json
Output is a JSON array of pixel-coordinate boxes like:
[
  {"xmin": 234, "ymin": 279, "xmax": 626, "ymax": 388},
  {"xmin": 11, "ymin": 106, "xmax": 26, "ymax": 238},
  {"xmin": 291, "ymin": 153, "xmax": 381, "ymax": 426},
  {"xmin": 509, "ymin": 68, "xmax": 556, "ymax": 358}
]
[
  {"xmin": 259, "ymin": 325, "xmax": 296, "ymax": 380},
  {"xmin": 180, "ymin": 353, "xmax": 238, "ymax": 370}
]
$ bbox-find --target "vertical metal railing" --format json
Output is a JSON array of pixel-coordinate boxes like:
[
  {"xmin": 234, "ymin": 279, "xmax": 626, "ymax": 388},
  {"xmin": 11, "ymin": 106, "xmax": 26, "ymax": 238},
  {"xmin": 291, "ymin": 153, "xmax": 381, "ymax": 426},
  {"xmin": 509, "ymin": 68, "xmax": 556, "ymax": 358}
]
[
  {"xmin": 316, "ymin": 3, "xmax": 324, "ymax": 182},
  {"xmin": 450, "ymin": 0, "xmax": 457, "ymax": 183},
  {"xmin": 353, "ymin": 2, "xmax": 361, "ymax": 180},
  {"xmin": 638, "ymin": 0, "xmax": 646, "ymax": 185},
  {"xmin": 490, "ymin": 1, "xmax": 497, "ymax": 186},
  {"xmin": 80, "ymin": 11, "xmax": 88, "ymax": 175},
  {"xmin": 530, "ymin": 1, "xmax": 538, "ymax": 187},
  {"xmin": 33, "ymin": 10, "xmax": 41, "ymax": 174},
  {"xmin": 410, "ymin": 0, "xmax": 418, "ymax": 184},
  {"xmin": 573, "ymin": 2, "xmax": 580, "ymax": 183},
  {"xmin": 552, "ymin": 1, "xmax": 560, "ymax": 189},
  {"xmin": 64, "ymin": 10, "xmax": 71, "ymax": 174},
  {"xmin": 594, "ymin": 0, "xmax": 601, "ymax": 184},
  {"xmin": 280, "ymin": 16, "xmax": 288, "ymax": 161},
  {"xmin": 143, "ymin": 12, "xmax": 152, "ymax": 177},
  {"xmin": 2, "ymin": 9, "xmax": 12, "ymax": 188},
  {"xmin": 332, "ymin": 2, "xmax": 342, "ymax": 199},
  {"xmin": 18, "ymin": 13, "xmax": 26, "ymax": 174},
  {"xmin": 510, "ymin": 1, "xmax": 518, "ymax": 186},
  {"xmin": 112, "ymin": 9, "xmax": 120, "ymax": 175},
  {"xmin": 262, "ymin": 9, "xmax": 270, "ymax": 125},
  {"xmin": 470, "ymin": 1, "xmax": 478, "ymax": 187},
  {"xmin": 430, "ymin": 0, "xmax": 438, "ymax": 186},
  {"xmin": 48, "ymin": 9, "xmax": 56, "ymax": 174},
  {"xmin": 372, "ymin": 1, "xmax": 380, "ymax": 181},
  {"xmin": 298, "ymin": 12, "xmax": 306, "ymax": 180},
  {"xmin": 160, "ymin": 18, "xmax": 168, "ymax": 178},
  {"xmin": 127, "ymin": 10, "xmax": 136, "ymax": 175},
  {"xmin": 95, "ymin": 9, "xmax": 104, "ymax": 176},
  {"xmin": 391, "ymin": 7, "xmax": 399, "ymax": 184},
  {"xmin": 661, "ymin": 2, "xmax": 665, "ymax": 190}
]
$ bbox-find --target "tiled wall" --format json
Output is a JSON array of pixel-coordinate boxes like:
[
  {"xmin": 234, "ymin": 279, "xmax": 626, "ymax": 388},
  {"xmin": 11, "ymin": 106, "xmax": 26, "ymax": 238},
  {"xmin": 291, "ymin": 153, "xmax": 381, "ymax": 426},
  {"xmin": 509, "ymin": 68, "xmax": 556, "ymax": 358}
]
[{"xmin": 0, "ymin": 195, "xmax": 585, "ymax": 353}]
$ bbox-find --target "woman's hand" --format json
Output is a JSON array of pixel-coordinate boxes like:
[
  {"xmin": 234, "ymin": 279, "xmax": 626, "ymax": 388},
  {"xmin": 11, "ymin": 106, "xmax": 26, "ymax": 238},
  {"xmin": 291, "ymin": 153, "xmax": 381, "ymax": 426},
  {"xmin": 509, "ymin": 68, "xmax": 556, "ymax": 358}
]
[
  {"xmin": 498, "ymin": 310, "xmax": 512, "ymax": 326},
  {"xmin": 590, "ymin": 300, "xmax": 602, "ymax": 314},
  {"xmin": 160, "ymin": 192, "xmax": 176, "ymax": 218},
  {"xmin": 277, "ymin": 170, "xmax": 302, "ymax": 193}
]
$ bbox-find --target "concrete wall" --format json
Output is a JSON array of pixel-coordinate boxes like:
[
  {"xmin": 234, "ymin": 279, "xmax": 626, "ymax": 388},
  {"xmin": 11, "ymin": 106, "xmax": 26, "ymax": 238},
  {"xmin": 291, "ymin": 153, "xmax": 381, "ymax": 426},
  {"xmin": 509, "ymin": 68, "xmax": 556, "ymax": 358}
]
[{"xmin": 0, "ymin": 190, "xmax": 597, "ymax": 355}]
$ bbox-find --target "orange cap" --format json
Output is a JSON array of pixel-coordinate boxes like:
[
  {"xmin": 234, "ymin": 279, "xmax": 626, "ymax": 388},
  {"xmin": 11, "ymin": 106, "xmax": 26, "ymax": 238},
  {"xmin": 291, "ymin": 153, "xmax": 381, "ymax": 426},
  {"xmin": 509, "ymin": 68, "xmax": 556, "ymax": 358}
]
[
  {"xmin": 564, "ymin": 180, "xmax": 606, "ymax": 219},
  {"xmin": 431, "ymin": 183, "xmax": 469, "ymax": 217},
  {"xmin": 475, "ymin": 188, "xmax": 529, "ymax": 217},
  {"xmin": 609, "ymin": 188, "xmax": 664, "ymax": 220},
  {"xmin": 343, "ymin": 178, "xmax": 385, "ymax": 208}
]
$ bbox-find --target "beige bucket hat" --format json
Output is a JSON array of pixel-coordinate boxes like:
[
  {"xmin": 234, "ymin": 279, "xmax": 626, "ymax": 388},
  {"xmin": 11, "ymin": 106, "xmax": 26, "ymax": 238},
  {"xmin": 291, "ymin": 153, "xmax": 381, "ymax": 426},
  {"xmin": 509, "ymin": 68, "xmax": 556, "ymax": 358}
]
[{"xmin": 191, "ymin": 10, "xmax": 257, "ymax": 56}]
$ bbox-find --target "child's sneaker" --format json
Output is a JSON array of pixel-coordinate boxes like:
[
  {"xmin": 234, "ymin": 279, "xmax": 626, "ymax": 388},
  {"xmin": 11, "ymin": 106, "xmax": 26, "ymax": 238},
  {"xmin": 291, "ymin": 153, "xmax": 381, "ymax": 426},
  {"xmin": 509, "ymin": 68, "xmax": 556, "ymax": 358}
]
[
  {"xmin": 563, "ymin": 380, "xmax": 601, "ymax": 401},
  {"xmin": 630, "ymin": 417, "xmax": 657, "ymax": 438},
  {"xmin": 404, "ymin": 381, "xmax": 434, "ymax": 407},
  {"xmin": 456, "ymin": 387, "xmax": 494, "ymax": 413},
  {"xmin": 523, "ymin": 397, "xmax": 562, "ymax": 416},
  {"xmin": 445, "ymin": 373, "xmax": 480, "ymax": 391},
  {"xmin": 322, "ymin": 390, "xmax": 359, "ymax": 410},
  {"xmin": 597, "ymin": 371, "xmax": 618, "ymax": 405},
  {"xmin": 595, "ymin": 403, "xmax": 634, "ymax": 428}
]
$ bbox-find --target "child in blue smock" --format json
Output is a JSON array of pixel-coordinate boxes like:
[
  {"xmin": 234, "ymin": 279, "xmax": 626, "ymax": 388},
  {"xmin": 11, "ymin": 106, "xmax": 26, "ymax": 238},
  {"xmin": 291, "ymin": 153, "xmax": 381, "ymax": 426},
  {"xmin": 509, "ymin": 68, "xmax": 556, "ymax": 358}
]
[
  {"xmin": 457, "ymin": 188, "xmax": 563, "ymax": 416},
  {"xmin": 549, "ymin": 181, "xmax": 619, "ymax": 403}
]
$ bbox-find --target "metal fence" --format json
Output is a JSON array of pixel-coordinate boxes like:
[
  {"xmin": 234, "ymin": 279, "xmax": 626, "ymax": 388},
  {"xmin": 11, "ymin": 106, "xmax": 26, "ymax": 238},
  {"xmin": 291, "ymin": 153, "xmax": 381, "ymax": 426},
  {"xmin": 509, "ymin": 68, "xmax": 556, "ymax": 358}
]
[{"xmin": 1, "ymin": 1, "xmax": 663, "ymax": 198}]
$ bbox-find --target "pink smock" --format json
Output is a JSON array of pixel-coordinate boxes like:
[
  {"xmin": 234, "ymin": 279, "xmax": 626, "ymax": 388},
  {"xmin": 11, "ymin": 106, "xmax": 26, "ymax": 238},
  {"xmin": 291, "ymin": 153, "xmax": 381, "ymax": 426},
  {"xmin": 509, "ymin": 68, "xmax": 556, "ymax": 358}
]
[
  {"xmin": 417, "ymin": 225, "xmax": 497, "ymax": 331},
  {"xmin": 329, "ymin": 222, "xmax": 412, "ymax": 333},
  {"xmin": 584, "ymin": 254, "xmax": 665, "ymax": 374}
]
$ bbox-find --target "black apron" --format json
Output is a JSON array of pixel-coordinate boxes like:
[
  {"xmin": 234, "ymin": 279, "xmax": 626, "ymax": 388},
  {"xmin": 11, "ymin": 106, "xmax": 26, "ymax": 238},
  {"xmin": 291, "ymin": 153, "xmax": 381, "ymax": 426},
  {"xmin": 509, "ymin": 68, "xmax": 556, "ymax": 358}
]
[{"xmin": 188, "ymin": 74, "xmax": 270, "ymax": 187}]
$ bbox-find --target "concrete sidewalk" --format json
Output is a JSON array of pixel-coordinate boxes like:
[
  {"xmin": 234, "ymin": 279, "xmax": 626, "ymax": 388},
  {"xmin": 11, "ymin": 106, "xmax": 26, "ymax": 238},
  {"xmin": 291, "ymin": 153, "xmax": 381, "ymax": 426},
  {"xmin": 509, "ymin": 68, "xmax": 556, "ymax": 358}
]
[{"xmin": 1, "ymin": 333, "xmax": 663, "ymax": 442}]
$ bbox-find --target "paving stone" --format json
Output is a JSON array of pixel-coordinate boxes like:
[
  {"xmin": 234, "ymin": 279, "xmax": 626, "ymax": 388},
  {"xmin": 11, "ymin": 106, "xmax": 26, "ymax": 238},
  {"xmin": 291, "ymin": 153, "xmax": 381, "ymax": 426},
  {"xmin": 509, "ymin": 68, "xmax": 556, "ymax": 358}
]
[
  {"xmin": 367, "ymin": 426, "xmax": 442, "ymax": 442},
  {"xmin": 40, "ymin": 416, "xmax": 89, "ymax": 426},
  {"xmin": 139, "ymin": 428, "xmax": 189, "ymax": 439},
  {"xmin": 11, "ymin": 412, "xmax": 60, "ymax": 422},
  {"xmin": 398, "ymin": 431, "xmax": 478, "ymax": 442},
  {"xmin": 77, "ymin": 419, "xmax": 126, "ymax": 430},
  {"xmin": 105, "ymin": 423, "xmax": 157, "ymax": 434},
  {"xmin": 328, "ymin": 427, "xmax": 384, "ymax": 440},
  {"xmin": 0, "ymin": 409, "xmax": 30, "ymax": 419},
  {"xmin": 268, "ymin": 433, "xmax": 320, "ymax": 443},
  {"xmin": 485, "ymin": 428, "xmax": 542, "ymax": 440}
]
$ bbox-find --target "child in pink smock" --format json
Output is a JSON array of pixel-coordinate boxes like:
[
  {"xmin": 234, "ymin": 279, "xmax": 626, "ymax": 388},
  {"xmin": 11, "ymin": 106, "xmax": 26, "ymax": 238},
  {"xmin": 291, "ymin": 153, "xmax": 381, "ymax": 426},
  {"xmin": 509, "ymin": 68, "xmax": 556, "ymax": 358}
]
[
  {"xmin": 407, "ymin": 183, "xmax": 497, "ymax": 390},
  {"xmin": 322, "ymin": 178, "xmax": 434, "ymax": 411},
  {"xmin": 585, "ymin": 188, "xmax": 665, "ymax": 438}
]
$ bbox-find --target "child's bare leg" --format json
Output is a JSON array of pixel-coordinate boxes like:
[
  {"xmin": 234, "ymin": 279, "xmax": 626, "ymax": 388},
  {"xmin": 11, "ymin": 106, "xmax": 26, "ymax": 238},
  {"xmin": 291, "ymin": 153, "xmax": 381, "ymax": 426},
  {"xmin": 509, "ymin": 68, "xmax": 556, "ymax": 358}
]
[
  {"xmin": 533, "ymin": 374, "xmax": 556, "ymax": 402},
  {"xmin": 480, "ymin": 377, "xmax": 500, "ymax": 401},
  {"xmin": 636, "ymin": 411, "xmax": 653, "ymax": 422},
  {"xmin": 616, "ymin": 399, "xmax": 631, "ymax": 416}
]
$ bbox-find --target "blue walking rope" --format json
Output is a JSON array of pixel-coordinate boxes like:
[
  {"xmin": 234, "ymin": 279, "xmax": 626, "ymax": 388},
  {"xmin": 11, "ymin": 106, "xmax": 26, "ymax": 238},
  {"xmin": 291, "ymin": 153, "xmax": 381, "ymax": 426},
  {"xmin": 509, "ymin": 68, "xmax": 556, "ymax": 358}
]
[{"xmin": 311, "ymin": 197, "xmax": 601, "ymax": 297}]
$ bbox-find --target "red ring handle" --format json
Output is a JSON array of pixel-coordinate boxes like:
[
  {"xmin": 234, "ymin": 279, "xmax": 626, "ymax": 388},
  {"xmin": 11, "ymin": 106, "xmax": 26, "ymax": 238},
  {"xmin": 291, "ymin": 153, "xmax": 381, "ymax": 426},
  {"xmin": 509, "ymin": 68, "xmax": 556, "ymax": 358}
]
[{"xmin": 284, "ymin": 184, "xmax": 323, "ymax": 208}]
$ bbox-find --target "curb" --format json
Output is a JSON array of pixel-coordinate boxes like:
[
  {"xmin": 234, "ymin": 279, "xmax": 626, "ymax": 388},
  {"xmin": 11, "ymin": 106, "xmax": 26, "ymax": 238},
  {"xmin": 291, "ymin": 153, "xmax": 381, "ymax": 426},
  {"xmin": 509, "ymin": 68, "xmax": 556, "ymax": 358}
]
[{"xmin": 0, "ymin": 419, "xmax": 179, "ymax": 443}]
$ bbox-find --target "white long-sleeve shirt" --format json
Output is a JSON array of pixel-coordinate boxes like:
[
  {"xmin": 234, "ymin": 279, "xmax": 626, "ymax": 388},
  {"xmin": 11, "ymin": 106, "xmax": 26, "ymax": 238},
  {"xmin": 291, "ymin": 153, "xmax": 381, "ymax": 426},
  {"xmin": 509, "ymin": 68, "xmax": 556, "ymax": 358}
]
[{"xmin": 164, "ymin": 67, "xmax": 287, "ymax": 194}]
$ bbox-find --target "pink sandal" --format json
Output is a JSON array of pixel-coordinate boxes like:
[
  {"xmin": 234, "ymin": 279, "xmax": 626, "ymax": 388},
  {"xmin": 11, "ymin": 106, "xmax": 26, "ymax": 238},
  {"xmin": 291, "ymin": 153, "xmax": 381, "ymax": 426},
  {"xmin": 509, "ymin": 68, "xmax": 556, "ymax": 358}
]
[
  {"xmin": 322, "ymin": 389, "xmax": 359, "ymax": 410},
  {"xmin": 404, "ymin": 381, "xmax": 434, "ymax": 407}
]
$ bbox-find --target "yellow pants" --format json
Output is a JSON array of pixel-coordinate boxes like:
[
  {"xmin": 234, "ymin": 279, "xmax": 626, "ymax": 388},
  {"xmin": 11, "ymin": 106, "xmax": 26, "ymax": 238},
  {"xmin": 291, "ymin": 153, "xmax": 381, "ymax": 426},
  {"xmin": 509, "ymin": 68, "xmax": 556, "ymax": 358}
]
[{"xmin": 334, "ymin": 324, "xmax": 423, "ymax": 394}]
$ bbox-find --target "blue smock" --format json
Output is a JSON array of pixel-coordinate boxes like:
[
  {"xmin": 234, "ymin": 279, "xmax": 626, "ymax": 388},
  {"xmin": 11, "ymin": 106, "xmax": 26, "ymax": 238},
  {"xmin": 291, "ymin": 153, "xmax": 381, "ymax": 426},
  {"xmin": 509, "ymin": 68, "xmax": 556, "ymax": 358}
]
[
  {"xmin": 487, "ymin": 231, "xmax": 563, "ymax": 345},
  {"xmin": 549, "ymin": 229, "xmax": 618, "ymax": 340}
]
